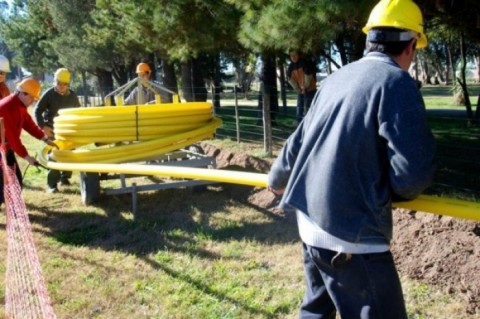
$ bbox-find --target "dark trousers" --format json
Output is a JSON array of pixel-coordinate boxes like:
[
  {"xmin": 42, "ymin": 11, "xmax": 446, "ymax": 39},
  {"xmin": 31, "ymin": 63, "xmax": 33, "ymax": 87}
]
[
  {"xmin": 47, "ymin": 169, "xmax": 72, "ymax": 188},
  {"xmin": 299, "ymin": 243, "xmax": 408, "ymax": 319},
  {"xmin": 0, "ymin": 150, "xmax": 23, "ymax": 204},
  {"xmin": 296, "ymin": 90, "xmax": 317, "ymax": 123}
]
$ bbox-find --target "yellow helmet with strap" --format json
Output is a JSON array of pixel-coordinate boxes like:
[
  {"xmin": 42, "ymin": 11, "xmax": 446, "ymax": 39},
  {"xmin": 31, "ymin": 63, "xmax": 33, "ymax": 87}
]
[
  {"xmin": 363, "ymin": 0, "xmax": 427, "ymax": 49},
  {"xmin": 54, "ymin": 68, "xmax": 71, "ymax": 84}
]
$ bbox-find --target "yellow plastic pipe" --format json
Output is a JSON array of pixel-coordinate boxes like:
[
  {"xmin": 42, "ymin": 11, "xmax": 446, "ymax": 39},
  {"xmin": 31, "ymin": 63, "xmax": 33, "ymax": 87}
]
[
  {"xmin": 37, "ymin": 155, "xmax": 480, "ymax": 221},
  {"xmin": 47, "ymin": 102, "xmax": 221, "ymax": 163},
  {"xmin": 39, "ymin": 102, "xmax": 479, "ymax": 221}
]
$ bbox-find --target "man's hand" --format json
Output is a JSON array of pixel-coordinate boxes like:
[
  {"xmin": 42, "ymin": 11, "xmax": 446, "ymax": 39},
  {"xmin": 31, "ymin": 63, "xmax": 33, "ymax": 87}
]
[
  {"xmin": 42, "ymin": 126, "xmax": 54, "ymax": 138},
  {"xmin": 43, "ymin": 138, "xmax": 59, "ymax": 149},
  {"xmin": 24, "ymin": 155, "xmax": 39, "ymax": 166},
  {"xmin": 267, "ymin": 185, "xmax": 285, "ymax": 195}
]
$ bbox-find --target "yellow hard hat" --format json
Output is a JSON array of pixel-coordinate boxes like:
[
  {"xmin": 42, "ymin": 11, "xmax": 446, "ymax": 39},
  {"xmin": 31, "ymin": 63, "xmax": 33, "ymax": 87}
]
[
  {"xmin": 54, "ymin": 68, "xmax": 71, "ymax": 84},
  {"xmin": 136, "ymin": 62, "xmax": 151, "ymax": 74},
  {"xmin": 16, "ymin": 78, "xmax": 41, "ymax": 100},
  {"xmin": 363, "ymin": 0, "xmax": 427, "ymax": 49}
]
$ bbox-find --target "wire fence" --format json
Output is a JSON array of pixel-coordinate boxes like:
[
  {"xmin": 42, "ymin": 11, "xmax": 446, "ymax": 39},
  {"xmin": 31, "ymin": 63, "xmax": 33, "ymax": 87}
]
[
  {"xmin": 76, "ymin": 88, "xmax": 480, "ymax": 200},
  {"xmin": 2, "ymin": 146, "xmax": 57, "ymax": 319}
]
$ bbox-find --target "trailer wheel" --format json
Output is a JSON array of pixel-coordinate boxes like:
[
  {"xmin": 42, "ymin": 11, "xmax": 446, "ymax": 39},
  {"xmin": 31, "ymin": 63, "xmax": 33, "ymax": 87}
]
[
  {"xmin": 80, "ymin": 172, "xmax": 100, "ymax": 205},
  {"xmin": 187, "ymin": 144, "xmax": 204, "ymax": 156}
]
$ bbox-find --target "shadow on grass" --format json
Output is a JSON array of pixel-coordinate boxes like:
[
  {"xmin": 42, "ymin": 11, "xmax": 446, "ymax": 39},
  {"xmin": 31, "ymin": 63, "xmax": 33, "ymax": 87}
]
[{"xmin": 25, "ymin": 185, "xmax": 299, "ymax": 317}]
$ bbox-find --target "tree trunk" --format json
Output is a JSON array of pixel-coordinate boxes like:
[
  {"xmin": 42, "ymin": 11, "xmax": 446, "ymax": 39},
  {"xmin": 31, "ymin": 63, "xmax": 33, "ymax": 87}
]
[
  {"xmin": 434, "ymin": 63, "xmax": 445, "ymax": 84},
  {"xmin": 447, "ymin": 44, "xmax": 456, "ymax": 86},
  {"xmin": 160, "ymin": 58, "xmax": 178, "ymax": 103},
  {"xmin": 81, "ymin": 71, "xmax": 89, "ymax": 106},
  {"xmin": 475, "ymin": 54, "xmax": 480, "ymax": 83},
  {"xmin": 111, "ymin": 65, "xmax": 128, "ymax": 87},
  {"xmin": 278, "ymin": 57, "xmax": 287, "ymax": 114},
  {"xmin": 475, "ymin": 93, "xmax": 480, "ymax": 120},
  {"xmin": 96, "ymin": 68, "xmax": 114, "ymax": 105},
  {"xmin": 334, "ymin": 35, "xmax": 348, "ymax": 66},
  {"xmin": 264, "ymin": 53, "xmax": 278, "ymax": 116},
  {"xmin": 420, "ymin": 59, "xmax": 432, "ymax": 85},
  {"xmin": 457, "ymin": 33, "xmax": 473, "ymax": 119},
  {"xmin": 181, "ymin": 58, "xmax": 207, "ymax": 102},
  {"xmin": 257, "ymin": 53, "xmax": 278, "ymax": 124},
  {"xmin": 212, "ymin": 54, "xmax": 222, "ymax": 111}
]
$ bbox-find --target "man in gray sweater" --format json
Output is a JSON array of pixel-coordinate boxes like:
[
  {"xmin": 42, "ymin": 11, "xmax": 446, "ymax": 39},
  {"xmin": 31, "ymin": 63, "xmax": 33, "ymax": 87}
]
[{"xmin": 268, "ymin": 0, "xmax": 436, "ymax": 318}]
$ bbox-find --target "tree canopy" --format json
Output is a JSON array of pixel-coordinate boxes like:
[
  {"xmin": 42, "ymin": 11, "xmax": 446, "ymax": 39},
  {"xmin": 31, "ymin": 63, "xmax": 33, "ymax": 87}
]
[{"xmin": 0, "ymin": 0, "xmax": 479, "ymax": 106}]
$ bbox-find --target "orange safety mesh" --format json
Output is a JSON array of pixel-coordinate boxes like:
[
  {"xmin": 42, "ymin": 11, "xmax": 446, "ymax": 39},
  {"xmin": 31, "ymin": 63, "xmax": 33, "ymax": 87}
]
[{"xmin": 2, "ymin": 146, "xmax": 57, "ymax": 319}]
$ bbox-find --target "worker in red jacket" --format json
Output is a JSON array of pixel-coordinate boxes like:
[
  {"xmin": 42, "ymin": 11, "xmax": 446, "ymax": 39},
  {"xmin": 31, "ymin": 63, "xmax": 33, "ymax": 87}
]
[{"xmin": 0, "ymin": 77, "xmax": 58, "ymax": 204}]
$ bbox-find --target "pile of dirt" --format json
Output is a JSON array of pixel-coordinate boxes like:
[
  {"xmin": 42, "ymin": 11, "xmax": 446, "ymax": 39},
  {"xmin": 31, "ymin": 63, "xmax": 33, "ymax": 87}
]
[
  {"xmin": 201, "ymin": 142, "xmax": 480, "ymax": 316},
  {"xmin": 392, "ymin": 210, "xmax": 480, "ymax": 315}
]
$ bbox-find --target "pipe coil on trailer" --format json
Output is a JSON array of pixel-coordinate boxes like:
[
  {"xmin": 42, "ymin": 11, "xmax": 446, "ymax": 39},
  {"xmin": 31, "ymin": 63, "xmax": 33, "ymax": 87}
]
[
  {"xmin": 38, "ymin": 102, "xmax": 480, "ymax": 221},
  {"xmin": 48, "ymin": 102, "xmax": 221, "ymax": 163}
]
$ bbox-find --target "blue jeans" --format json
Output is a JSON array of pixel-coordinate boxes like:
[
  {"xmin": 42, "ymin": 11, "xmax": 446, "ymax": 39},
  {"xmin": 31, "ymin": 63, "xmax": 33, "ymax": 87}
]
[
  {"xmin": 296, "ymin": 90, "xmax": 317, "ymax": 123},
  {"xmin": 299, "ymin": 243, "xmax": 407, "ymax": 319}
]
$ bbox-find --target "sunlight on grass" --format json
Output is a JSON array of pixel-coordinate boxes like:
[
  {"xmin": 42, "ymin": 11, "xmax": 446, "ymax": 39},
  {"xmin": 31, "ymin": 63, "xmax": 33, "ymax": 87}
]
[{"xmin": 403, "ymin": 279, "xmax": 468, "ymax": 319}]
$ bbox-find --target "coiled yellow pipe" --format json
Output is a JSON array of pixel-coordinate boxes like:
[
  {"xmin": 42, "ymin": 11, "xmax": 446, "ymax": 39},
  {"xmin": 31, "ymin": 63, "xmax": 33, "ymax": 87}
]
[
  {"xmin": 38, "ymin": 102, "xmax": 479, "ymax": 221},
  {"xmin": 47, "ymin": 102, "xmax": 221, "ymax": 163}
]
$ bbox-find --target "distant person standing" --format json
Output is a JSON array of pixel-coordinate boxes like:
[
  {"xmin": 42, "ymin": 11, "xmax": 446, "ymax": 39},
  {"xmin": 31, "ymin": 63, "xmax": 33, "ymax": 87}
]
[
  {"xmin": 0, "ymin": 55, "xmax": 11, "ymax": 99},
  {"xmin": 125, "ymin": 62, "xmax": 155, "ymax": 105},
  {"xmin": 0, "ymin": 78, "xmax": 58, "ymax": 204},
  {"xmin": 34, "ymin": 68, "xmax": 80, "ymax": 193},
  {"xmin": 287, "ymin": 50, "xmax": 317, "ymax": 125}
]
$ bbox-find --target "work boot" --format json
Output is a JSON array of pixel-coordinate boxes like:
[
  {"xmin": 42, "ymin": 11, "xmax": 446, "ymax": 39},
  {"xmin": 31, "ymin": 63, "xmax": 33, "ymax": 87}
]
[{"xmin": 47, "ymin": 187, "xmax": 59, "ymax": 194}]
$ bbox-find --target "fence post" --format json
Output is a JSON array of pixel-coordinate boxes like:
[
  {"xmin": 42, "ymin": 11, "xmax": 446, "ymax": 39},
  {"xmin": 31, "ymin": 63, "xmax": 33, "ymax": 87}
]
[
  {"xmin": 263, "ymin": 85, "xmax": 273, "ymax": 157},
  {"xmin": 234, "ymin": 85, "xmax": 241, "ymax": 143}
]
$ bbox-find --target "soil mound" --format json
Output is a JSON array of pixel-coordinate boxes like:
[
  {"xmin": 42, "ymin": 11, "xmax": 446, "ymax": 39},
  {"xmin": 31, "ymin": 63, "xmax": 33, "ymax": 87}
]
[{"xmin": 201, "ymin": 142, "xmax": 480, "ymax": 316}]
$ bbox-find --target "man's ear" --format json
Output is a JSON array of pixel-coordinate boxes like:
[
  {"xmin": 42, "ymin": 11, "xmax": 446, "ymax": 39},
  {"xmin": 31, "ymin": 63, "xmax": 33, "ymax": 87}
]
[{"xmin": 407, "ymin": 39, "xmax": 417, "ymax": 55}]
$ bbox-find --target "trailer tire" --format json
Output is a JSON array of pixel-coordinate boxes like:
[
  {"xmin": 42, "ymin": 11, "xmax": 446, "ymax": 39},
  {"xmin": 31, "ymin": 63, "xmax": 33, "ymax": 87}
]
[
  {"xmin": 80, "ymin": 172, "xmax": 100, "ymax": 205},
  {"xmin": 187, "ymin": 144, "xmax": 204, "ymax": 156}
]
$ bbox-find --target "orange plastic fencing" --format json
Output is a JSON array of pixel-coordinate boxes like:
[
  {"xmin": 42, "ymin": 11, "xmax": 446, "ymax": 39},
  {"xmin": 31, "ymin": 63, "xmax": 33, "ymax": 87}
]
[{"xmin": 2, "ymin": 146, "xmax": 56, "ymax": 319}]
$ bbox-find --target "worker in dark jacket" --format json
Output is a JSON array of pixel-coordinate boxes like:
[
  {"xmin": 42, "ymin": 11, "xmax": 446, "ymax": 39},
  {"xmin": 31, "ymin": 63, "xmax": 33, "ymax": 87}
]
[
  {"xmin": 34, "ymin": 68, "xmax": 80, "ymax": 193},
  {"xmin": 268, "ymin": 0, "xmax": 435, "ymax": 318}
]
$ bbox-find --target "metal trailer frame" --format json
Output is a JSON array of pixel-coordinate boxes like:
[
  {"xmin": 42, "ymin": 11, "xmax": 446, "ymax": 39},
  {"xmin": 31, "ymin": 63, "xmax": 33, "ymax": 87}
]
[
  {"xmin": 79, "ymin": 146, "xmax": 215, "ymax": 220},
  {"xmin": 103, "ymin": 76, "xmax": 180, "ymax": 106}
]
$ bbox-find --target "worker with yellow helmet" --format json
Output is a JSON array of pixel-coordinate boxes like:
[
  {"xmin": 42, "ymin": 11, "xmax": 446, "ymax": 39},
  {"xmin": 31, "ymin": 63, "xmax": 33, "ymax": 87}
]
[
  {"xmin": 34, "ymin": 68, "xmax": 80, "ymax": 193},
  {"xmin": 267, "ymin": 1, "xmax": 435, "ymax": 318},
  {"xmin": 0, "ymin": 78, "xmax": 58, "ymax": 204},
  {"xmin": 124, "ymin": 62, "xmax": 155, "ymax": 105}
]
